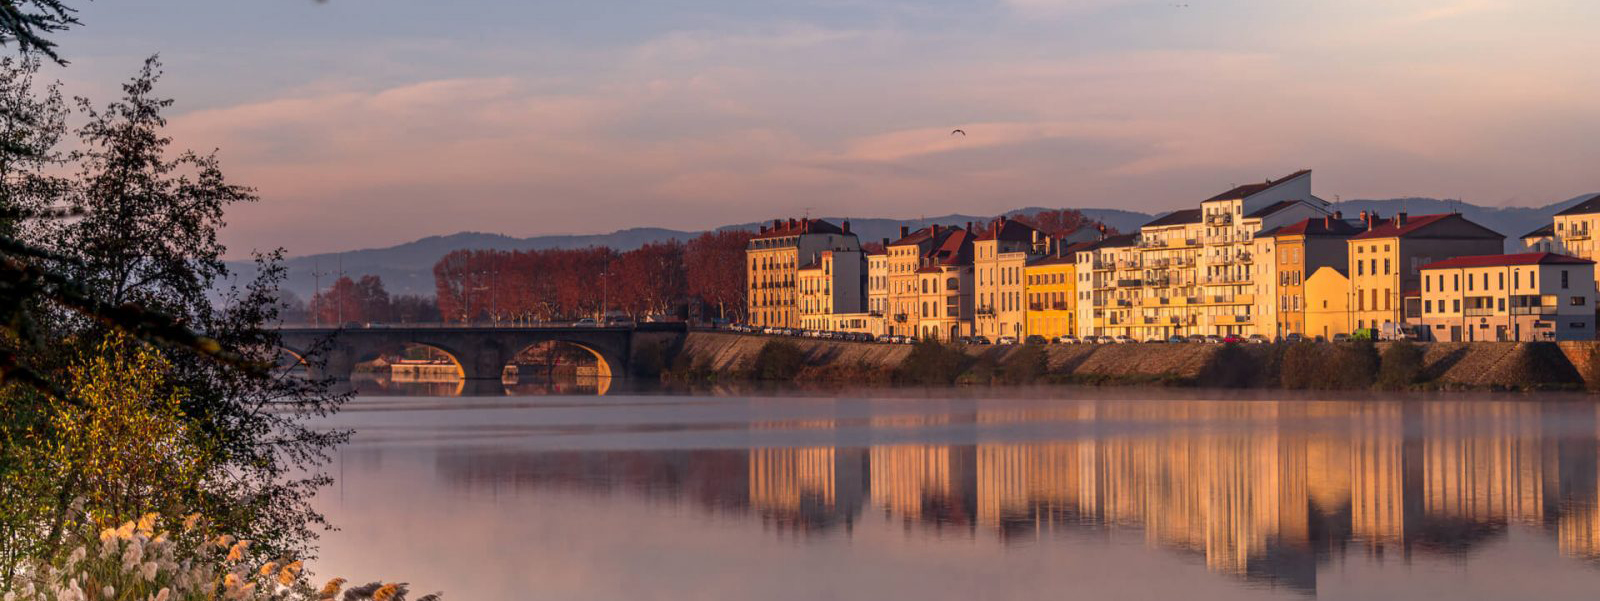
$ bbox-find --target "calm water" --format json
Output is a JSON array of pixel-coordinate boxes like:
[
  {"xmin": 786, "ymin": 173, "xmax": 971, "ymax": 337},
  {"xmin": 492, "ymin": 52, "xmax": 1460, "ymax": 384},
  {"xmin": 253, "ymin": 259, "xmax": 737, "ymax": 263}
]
[{"xmin": 311, "ymin": 384, "xmax": 1600, "ymax": 600}]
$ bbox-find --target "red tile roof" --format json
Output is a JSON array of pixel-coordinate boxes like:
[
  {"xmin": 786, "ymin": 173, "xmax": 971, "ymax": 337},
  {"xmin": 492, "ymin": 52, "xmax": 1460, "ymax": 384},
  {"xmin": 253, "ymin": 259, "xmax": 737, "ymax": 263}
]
[
  {"xmin": 752, "ymin": 218, "xmax": 846, "ymax": 240},
  {"xmin": 1265, "ymin": 217, "xmax": 1364, "ymax": 238},
  {"xmin": 974, "ymin": 217, "xmax": 1040, "ymax": 242},
  {"xmin": 1349, "ymin": 213, "xmax": 1502, "ymax": 240},
  {"xmin": 1420, "ymin": 252, "xmax": 1592, "ymax": 271},
  {"xmin": 1204, "ymin": 170, "xmax": 1311, "ymax": 202}
]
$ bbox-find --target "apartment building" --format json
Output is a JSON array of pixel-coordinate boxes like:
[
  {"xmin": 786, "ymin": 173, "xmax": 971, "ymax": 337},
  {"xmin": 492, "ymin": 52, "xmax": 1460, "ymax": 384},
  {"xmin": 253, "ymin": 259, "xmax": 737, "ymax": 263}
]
[
  {"xmin": 915, "ymin": 227, "xmax": 976, "ymax": 341},
  {"xmin": 1346, "ymin": 212, "xmax": 1504, "ymax": 338},
  {"xmin": 887, "ymin": 224, "xmax": 966, "ymax": 338},
  {"xmin": 746, "ymin": 218, "xmax": 861, "ymax": 328},
  {"xmin": 796, "ymin": 249, "xmax": 865, "ymax": 331},
  {"xmin": 1418, "ymin": 253, "xmax": 1595, "ymax": 341},
  {"xmin": 1025, "ymin": 252, "xmax": 1080, "ymax": 340},
  {"xmin": 1258, "ymin": 215, "xmax": 1364, "ymax": 338},
  {"xmin": 1548, "ymin": 196, "xmax": 1600, "ymax": 291},
  {"xmin": 866, "ymin": 247, "xmax": 889, "ymax": 337},
  {"xmin": 1075, "ymin": 233, "xmax": 1140, "ymax": 338},
  {"xmin": 1080, "ymin": 170, "xmax": 1329, "ymax": 339},
  {"xmin": 1193, "ymin": 171, "xmax": 1330, "ymax": 336},
  {"xmin": 974, "ymin": 217, "xmax": 1046, "ymax": 340}
]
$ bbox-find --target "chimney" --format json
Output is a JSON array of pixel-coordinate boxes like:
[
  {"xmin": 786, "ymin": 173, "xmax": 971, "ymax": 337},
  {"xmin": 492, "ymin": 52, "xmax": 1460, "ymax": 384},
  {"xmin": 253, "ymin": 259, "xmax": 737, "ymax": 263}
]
[
  {"xmin": 966, "ymin": 221, "xmax": 973, "ymax": 232},
  {"xmin": 1334, "ymin": 210, "xmax": 1342, "ymax": 219},
  {"xmin": 899, "ymin": 226, "xmax": 909, "ymax": 238},
  {"xmin": 1322, "ymin": 216, "xmax": 1331, "ymax": 228},
  {"xmin": 773, "ymin": 219, "xmax": 782, "ymax": 230},
  {"xmin": 842, "ymin": 220, "xmax": 851, "ymax": 234},
  {"xmin": 1358, "ymin": 210, "xmax": 1368, "ymax": 223},
  {"xmin": 1397, "ymin": 212, "xmax": 1408, "ymax": 226},
  {"xmin": 789, "ymin": 218, "xmax": 798, "ymax": 228},
  {"xmin": 881, "ymin": 237, "xmax": 890, "ymax": 248},
  {"xmin": 931, "ymin": 224, "xmax": 941, "ymax": 238},
  {"xmin": 760, "ymin": 225, "xmax": 768, "ymax": 234}
]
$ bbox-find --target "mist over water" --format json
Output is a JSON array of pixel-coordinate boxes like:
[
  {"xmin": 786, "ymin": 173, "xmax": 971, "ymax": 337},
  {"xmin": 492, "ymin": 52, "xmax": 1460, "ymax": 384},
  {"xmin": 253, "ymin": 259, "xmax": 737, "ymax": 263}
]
[{"xmin": 310, "ymin": 386, "xmax": 1600, "ymax": 600}]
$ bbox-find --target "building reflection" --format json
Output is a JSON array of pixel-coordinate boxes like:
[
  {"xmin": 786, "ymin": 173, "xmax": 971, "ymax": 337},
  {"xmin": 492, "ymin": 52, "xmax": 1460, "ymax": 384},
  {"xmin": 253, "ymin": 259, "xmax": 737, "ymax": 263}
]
[{"xmin": 433, "ymin": 399, "xmax": 1600, "ymax": 595}]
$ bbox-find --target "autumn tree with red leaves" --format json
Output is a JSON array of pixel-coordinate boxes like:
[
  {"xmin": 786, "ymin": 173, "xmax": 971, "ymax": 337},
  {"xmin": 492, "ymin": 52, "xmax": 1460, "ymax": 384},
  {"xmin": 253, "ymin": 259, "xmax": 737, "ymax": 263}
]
[{"xmin": 685, "ymin": 230, "xmax": 755, "ymax": 321}]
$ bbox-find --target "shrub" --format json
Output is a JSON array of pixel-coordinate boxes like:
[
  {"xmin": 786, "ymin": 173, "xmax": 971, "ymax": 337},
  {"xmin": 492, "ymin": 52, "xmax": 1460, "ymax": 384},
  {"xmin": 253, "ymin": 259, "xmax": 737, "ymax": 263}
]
[
  {"xmin": 894, "ymin": 339, "xmax": 973, "ymax": 386},
  {"xmin": 1377, "ymin": 340, "xmax": 1425, "ymax": 390},
  {"xmin": 1198, "ymin": 343, "xmax": 1257, "ymax": 388},
  {"xmin": 1280, "ymin": 342, "xmax": 1320, "ymax": 389},
  {"xmin": 1329, "ymin": 339, "xmax": 1380, "ymax": 389},
  {"xmin": 997, "ymin": 345, "xmax": 1049, "ymax": 384},
  {"xmin": 749, "ymin": 340, "xmax": 806, "ymax": 381},
  {"xmin": 2, "ymin": 510, "xmax": 437, "ymax": 601}
]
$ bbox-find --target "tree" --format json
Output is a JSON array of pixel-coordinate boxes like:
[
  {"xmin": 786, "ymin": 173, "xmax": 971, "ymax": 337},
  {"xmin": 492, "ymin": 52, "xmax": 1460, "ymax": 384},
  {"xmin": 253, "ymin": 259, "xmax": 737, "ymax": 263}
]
[
  {"xmin": 685, "ymin": 230, "xmax": 753, "ymax": 321},
  {"xmin": 1010, "ymin": 208, "xmax": 1107, "ymax": 237},
  {"xmin": 615, "ymin": 240, "xmax": 685, "ymax": 319},
  {"xmin": 390, "ymin": 294, "xmax": 440, "ymax": 323}
]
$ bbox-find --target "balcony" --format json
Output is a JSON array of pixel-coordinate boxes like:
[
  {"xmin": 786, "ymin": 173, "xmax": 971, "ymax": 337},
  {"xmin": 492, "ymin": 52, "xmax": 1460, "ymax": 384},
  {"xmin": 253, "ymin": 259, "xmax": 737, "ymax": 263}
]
[
  {"xmin": 1208, "ymin": 213, "xmax": 1233, "ymax": 226},
  {"xmin": 1094, "ymin": 262, "xmax": 1114, "ymax": 271},
  {"xmin": 1511, "ymin": 306, "xmax": 1557, "ymax": 316},
  {"xmin": 1464, "ymin": 308, "xmax": 1497, "ymax": 317},
  {"xmin": 894, "ymin": 313, "xmax": 908, "ymax": 323},
  {"xmin": 1232, "ymin": 314, "xmax": 1252, "ymax": 323},
  {"xmin": 1052, "ymin": 302, "xmax": 1070, "ymax": 310},
  {"xmin": 1568, "ymin": 230, "xmax": 1591, "ymax": 241},
  {"xmin": 1116, "ymin": 279, "xmax": 1144, "ymax": 287},
  {"xmin": 1029, "ymin": 303, "xmax": 1044, "ymax": 311},
  {"xmin": 1114, "ymin": 299, "xmax": 1133, "ymax": 307}
]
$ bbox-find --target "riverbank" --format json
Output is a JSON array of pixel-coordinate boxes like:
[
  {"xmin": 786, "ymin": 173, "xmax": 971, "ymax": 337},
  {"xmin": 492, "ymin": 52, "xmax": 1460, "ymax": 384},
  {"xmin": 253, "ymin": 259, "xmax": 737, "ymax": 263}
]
[{"xmin": 663, "ymin": 332, "xmax": 1600, "ymax": 392}]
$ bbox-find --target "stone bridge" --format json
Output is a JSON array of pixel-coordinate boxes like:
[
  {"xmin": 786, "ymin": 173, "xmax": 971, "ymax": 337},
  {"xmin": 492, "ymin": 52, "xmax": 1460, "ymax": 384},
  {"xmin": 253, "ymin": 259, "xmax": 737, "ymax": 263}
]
[{"xmin": 276, "ymin": 323, "xmax": 687, "ymax": 381}]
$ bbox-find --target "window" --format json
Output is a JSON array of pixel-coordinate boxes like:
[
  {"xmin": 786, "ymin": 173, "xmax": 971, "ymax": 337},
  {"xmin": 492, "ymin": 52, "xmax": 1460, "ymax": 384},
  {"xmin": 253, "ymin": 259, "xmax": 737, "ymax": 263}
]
[
  {"xmin": 1498, "ymin": 298, "xmax": 1505, "ymax": 312},
  {"xmin": 1562, "ymin": 270, "xmax": 1570, "ymax": 289},
  {"xmin": 1572, "ymin": 296, "xmax": 1587, "ymax": 306},
  {"xmin": 1384, "ymin": 259, "xmax": 1391, "ymax": 274},
  {"xmin": 1454, "ymin": 274, "xmax": 1460, "ymax": 291},
  {"xmin": 1425, "ymin": 277, "xmax": 1431, "ymax": 292},
  {"xmin": 1358, "ymin": 261, "xmax": 1364, "ymax": 276},
  {"xmin": 1498, "ymin": 273, "xmax": 1505, "ymax": 289},
  {"xmin": 1453, "ymin": 299, "xmax": 1461, "ymax": 312}
]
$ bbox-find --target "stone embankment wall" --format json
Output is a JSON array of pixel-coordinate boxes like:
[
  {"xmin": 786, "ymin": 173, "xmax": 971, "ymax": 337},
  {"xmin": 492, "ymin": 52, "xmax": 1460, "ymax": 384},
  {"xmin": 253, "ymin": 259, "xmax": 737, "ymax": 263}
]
[{"xmin": 675, "ymin": 332, "xmax": 1599, "ymax": 390}]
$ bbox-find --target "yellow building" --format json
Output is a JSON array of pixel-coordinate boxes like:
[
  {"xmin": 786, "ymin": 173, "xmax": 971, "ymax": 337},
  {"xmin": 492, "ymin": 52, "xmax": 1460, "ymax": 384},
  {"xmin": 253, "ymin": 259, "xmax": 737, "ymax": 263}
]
[
  {"xmin": 1259, "ymin": 215, "xmax": 1363, "ymax": 338},
  {"xmin": 1346, "ymin": 212, "xmax": 1504, "ymax": 338},
  {"xmin": 746, "ymin": 218, "xmax": 861, "ymax": 328},
  {"xmin": 1025, "ymin": 254, "xmax": 1077, "ymax": 340},
  {"xmin": 1304, "ymin": 266, "xmax": 1351, "ymax": 340},
  {"xmin": 915, "ymin": 227, "xmax": 975, "ymax": 341},
  {"xmin": 974, "ymin": 217, "xmax": 1043, "ymax": 340},
  {"xmin": 796, "ymin": 249, "xmax": 866, "ymax": 332},
  {"xmin": 1550, "ymin": 197, "xmax": 1600, "ymax": 292}
]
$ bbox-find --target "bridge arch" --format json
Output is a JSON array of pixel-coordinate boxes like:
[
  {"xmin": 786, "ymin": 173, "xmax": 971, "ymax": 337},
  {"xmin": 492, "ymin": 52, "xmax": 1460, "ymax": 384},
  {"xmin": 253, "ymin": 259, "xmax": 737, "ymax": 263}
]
[{"xmin": 350, "ymin": 340, "xmax": 468, "ymax": 380}]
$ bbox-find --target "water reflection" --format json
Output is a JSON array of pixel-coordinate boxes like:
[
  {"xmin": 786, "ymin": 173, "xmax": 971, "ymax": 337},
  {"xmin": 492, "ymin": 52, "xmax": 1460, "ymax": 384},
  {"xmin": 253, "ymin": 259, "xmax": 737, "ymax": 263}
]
[{"xmin": 319, "ymin": 393, "xmax": 1600, "ymax": 600}]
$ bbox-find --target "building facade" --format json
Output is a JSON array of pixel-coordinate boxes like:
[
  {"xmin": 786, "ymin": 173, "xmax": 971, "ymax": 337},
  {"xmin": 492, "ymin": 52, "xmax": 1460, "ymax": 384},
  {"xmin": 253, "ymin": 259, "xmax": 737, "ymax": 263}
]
[
  {"xmin": 974, "ymin": 217, "xmax": 1044, "ymax": 340},
  {"xmin": 915, "ymin": 227, "xmax": 976, "ymax": 341},
  {"xmin": 1304, "ymin": 266, "xmax": 1352, "ymax": 340},
  {"xmin": 866, "ymin": 248, "xmax": 889, "ymax": 337},
  {"xmin": 1418, "ymin": 253, "xmax": 1595, "ymax": 341},
  {"xmin": 888, "ymin": 225, "xmax": 968, "ymax": 338},
  {"xmin": 796, "ymin": 249, "xmax": 865, "ymax": 332},
  {"xmin": 1025, "ymin": 254, "xmax": 1078, "ymax": 340},
  {"xmin": 746, "ymin": 218, "xmax": 861, "ymax": 328},
  {"xmin": 1346, "ymin": 212, "xmax": 1505, "ymax": 338},
  {"xmin": 1262, "ymin": 215, "xmax": 1363, "ymax": 338}
]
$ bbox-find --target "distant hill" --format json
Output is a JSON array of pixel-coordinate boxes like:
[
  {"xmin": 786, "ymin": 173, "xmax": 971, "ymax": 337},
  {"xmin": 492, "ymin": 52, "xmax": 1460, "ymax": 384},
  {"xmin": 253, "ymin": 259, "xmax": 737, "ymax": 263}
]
[{"xmin": 233, "ymin": 197, "xmax": 1595, "ymax": 300}]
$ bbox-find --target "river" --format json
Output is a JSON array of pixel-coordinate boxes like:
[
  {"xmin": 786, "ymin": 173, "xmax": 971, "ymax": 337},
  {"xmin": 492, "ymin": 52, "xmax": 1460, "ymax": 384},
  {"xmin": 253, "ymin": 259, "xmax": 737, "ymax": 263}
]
[{"xmin": 310, "ymin": 383, "xmax": 1600, "ymax": 600}]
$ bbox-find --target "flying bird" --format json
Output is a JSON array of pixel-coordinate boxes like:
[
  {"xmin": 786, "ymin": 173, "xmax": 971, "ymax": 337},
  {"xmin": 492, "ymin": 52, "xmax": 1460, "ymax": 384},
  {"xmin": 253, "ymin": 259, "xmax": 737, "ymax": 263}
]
[{"xmin": 950, "ymin": 129, "xmax": 966, "ymax": 136}]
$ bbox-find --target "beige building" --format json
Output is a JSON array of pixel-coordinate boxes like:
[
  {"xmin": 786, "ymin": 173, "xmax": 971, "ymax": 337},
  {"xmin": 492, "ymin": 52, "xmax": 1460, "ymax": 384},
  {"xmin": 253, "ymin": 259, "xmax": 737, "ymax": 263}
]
[
  {"xmin": 866, "ymin": 248, "xmax": 889, "ymax": 337},
  {"xmin": 916, "ymin": 227, "xmax": 976, "ymax": 341},
  {"xmin": 1548, "ymin": 196, "xmax": 1600, "ymax": 292},
  {"xmin": 974, "ymin": 217, "xmax": 1045, "ymax": 340},
  {"xmin": 1081, "ymin": 170, "xmax": 1330, "ymax": 339},
  {"xmin": 1305, "ymin": 266, "xmax": 1352, "ymax": 340},
  {"xmin": 1258, "ymin": 215, "xmax": 1363, "ymax": 338},
  {"xmin": 887, "ymin": 225, "xmax": 966, "ymax": 338},
  {"xmin": 796, "ymin": 249, "xmax": 865, "ymax": 332},
  {"xmin": 746, "ymin": 218, "xmax": 861, "ymax": 328},
  {"xmin": 1346, "ymin": 212, "xmax": 1504, "ymax": 338},
  {"xmin": 1418, "ymin": 252, "xmax": 1595, "ymax": 341}
]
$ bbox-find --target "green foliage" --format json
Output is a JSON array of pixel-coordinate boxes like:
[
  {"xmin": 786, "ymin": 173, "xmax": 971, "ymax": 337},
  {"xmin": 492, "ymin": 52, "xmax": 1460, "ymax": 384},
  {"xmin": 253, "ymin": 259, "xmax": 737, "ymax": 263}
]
[
  {"xmin": 1377, "ymin": 340, "xmax": 1425, "ymax": 390},
  {"xmin": 894, "ymin": 339, "xmax": 973, "ymax": 386},
  {"xmin": 749, "ymin": 340, "xmax": 806, "ymax": 381}
]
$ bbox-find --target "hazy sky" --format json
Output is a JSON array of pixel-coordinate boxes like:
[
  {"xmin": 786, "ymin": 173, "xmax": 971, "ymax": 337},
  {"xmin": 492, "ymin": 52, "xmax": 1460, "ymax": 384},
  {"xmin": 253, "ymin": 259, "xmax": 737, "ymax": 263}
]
[{"xmin": 49, "ymin": 0, "xmax": 1600, "ymax": 257}]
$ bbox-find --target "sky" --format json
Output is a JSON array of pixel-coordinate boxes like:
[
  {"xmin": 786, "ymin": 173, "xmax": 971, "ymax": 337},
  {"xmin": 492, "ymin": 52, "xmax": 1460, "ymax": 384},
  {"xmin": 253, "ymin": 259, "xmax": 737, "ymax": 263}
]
[{"xmin": 46, "ymin": 0, "xmax": 1600, "ymax": 257}]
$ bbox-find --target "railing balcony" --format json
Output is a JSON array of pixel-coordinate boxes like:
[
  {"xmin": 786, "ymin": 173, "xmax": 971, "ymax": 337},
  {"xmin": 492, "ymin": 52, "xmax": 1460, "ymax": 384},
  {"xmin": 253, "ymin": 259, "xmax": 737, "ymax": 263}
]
[
  {"xmin": 1568, "ymin": 230, "xmax": 1591, "ymax": 241},
  {"xmin": 1511, "ymin": 306, "xmax": 1557, "ymax": 316},
  {"xmin": 1116, "ymin": 279, "xmax": 1143, "ymax": 287},
  {"xmin": 1464, "ymin": 308, "xmax": 1497, "ymax": 317},
  {"xmin": 1143, "ymin": 317, "xmax": 1159, "ymax": 325},
  {"xmin": 1184, "ymin": 238, "xmax": 1199, "ymax": 247},
  {"xmin": 1208, "ymin": 214, "xmax": 1233, "ymax": 226},
  {"xmin": 1115, "ymin": 299, "xmax": 1133, "ymax": 307},
  {"xmin": 1029, "ymin": 303, "xmax": 1044, "ymax": 311},
  {"xmin": 1052, "ymin": 302, "xmax": 1069, "ymax": 310},
  {"xmin": 1232, "ymin": 315, "xmax": 1252, "ymax": 323},
  {"xmin": 1094, "ymin": 262, "xmax": 1114, "ymax": 271},
  {"xmin": 894, "ymin": 313, "xmax": 908, "ymax": 322}
]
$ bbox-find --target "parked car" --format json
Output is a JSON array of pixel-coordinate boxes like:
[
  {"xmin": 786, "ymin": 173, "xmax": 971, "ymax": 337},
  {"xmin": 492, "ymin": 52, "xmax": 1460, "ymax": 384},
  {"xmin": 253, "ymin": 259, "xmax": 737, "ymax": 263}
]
[
  {"xmin": 1204, "ymin": 335, "xmax": 1224, "ymax": 344},
  {"xmin": 1144, "ymin": 336, "xmax": 1166, "ymax": 343},
  {"xmin": 1167, "ymin": 335, "xmax": 1187, "ymax": 344},
  {"xmin": 576, "ymin": 317, "xmax": 598, "ymax": 327},
  {"xmin": 1056, "ymin": 336, "xmax": 1080, "ymax": 345},
  {"xmin": 900, "ymin": 336, "xmax": 917, "ymax": 345},
  {"xmin": 1187, "ymin": 334, "xmax": 1207, "ymax": 344},
  {"xmin": 1284, "ymin": 333, "xmax": 1304, "ymax": 343},
  {"xmin": 1222, "ymin": 334, "xmax": 1244, "ymax": 344},
  {"xmin": 1247, "ymin": 334, "xmax": 1270, "ymax": 344},
  {"xmin": 1114, "ymin": 335, "xmax": 1136, "ymax": 344},
  {"xmin": 996, "ymin": 336, "xmax": 1019, "ymax": 345},
  {"xmin": 1332, "ymin": 333, "xmax": 1351, "ymax": 342},
  {"xmin": 971, "ymin": 336, "xmax": 993, "ymax": 345},
  {"xmin": 1025, "ymin": 335, "xmax": 1049, "ymax": 345}
]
